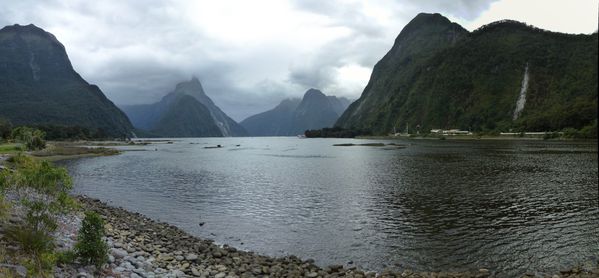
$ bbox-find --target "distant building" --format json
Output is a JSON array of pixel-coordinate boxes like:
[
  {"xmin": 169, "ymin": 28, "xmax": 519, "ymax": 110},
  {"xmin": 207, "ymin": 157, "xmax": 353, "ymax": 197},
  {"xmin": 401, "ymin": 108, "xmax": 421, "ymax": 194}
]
[{"xmin": 430, "ymin": 129, "xmax": 472, "ymax": 135}]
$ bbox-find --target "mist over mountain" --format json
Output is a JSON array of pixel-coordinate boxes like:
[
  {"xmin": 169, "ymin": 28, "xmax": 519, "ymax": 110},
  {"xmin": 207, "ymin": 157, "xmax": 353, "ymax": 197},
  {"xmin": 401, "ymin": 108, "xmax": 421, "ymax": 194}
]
[
  {"xmin": 121, "ymin": 78, "xmax": 247, "ymax": 137},
  {"xmin": 0, "ymin": 24, "xmax": 133, "ymax": 137},
  {"xmin": 336, "ymin": 13, "xmax": 598, "ymax": 135},
  {"xmin": 241, "ymin": 89, "xmax": 351, "ymax": 136}
]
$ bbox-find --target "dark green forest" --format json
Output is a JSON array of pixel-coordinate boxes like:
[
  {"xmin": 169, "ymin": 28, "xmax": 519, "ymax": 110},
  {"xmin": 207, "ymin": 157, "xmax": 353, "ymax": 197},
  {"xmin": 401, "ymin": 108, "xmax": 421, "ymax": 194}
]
[{"xmin": 337, "ymin": 15, "xmax": 598, "ymax": 138}]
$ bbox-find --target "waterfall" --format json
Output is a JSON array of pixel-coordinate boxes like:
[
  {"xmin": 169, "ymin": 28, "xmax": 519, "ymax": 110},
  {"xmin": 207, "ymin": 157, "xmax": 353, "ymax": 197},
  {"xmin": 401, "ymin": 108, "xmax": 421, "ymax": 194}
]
[
  {"xmin": 29, "ymin": 53, "xmax": 40, "ymax": 81},
  {"xmin": 513, "ymin": 63, "xmax": 529, "ymax": 120}
]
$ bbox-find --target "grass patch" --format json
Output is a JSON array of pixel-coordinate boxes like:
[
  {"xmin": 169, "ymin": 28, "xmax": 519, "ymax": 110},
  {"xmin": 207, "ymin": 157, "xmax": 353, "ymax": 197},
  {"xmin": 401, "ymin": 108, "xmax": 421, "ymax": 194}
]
[
  {"xmin": 0, "ymin": 143, "xmax": 23, "ymax": 154},
  {"xmin": 31, "ymin": 145, "xmax": 119, "ymax": 157}
]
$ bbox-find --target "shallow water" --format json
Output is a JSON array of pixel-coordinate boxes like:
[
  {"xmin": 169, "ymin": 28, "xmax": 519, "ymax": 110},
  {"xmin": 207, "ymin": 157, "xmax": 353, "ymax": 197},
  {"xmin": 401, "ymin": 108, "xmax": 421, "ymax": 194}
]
[{"xmin": 60, "ymin": 138, "xmax": 599, "ymax": 277}]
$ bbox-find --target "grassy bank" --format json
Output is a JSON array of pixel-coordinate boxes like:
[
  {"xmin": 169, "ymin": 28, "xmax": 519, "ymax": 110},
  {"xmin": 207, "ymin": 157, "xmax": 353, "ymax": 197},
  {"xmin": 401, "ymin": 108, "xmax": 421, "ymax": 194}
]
[
  {"xmin": 0, "ymin": 142, "xmax": 121, "ymax": 164},
  {"xmin": 0, "ymin": 143, "xmax": 23, "ymax": 154},
  {"xmin": 29, "ymin": 142, "xmax": 120, "ymax": 161}
]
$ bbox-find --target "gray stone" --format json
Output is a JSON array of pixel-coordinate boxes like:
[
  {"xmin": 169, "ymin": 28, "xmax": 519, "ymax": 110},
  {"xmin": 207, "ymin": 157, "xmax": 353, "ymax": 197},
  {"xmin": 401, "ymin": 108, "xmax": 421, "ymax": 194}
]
[
  {"xmin": 328, "ymin": 264, "xmax": 343, "ymax": 272},
  {"xmin": 185, "ymin": 253, "xmax": 198, "ymax": 261},
  {"xmin": 172, "ymin": 269, "xmax": 186, "ymax": 277},
  {"xmin": 191, "ymin": 267, "xmax": 203, "ymax": 277},
  {"xmin": 133, "ymin": 268, "xmax": 147, "ymax": 277},
  {"xmin": 215, "ymin": 273, "xmax": 226, "ymax": 278},
  {"xmin": 112, "ymin": 248, "xmax": 128, "ymax": 259},
  {"xmin": 15, "ymin": 265, "xmax": 27, "ymax": 277},
  {"xmin": 216, "ymin": 265, "xmax": 227, "ymax": 272}
]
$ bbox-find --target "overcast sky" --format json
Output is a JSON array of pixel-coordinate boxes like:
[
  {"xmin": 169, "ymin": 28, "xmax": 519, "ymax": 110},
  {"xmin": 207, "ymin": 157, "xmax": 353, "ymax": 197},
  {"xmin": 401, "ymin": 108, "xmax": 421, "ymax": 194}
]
[{"xmin": 1, "ymin": 0, "xmax": 597, "ymax": 121}]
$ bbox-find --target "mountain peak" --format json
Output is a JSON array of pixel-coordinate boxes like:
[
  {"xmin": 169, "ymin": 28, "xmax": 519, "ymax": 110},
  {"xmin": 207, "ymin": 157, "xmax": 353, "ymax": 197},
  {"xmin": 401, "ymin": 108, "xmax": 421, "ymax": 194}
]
[
  {"xmin": 1, "ymin": 23, "xmax": 43, "ymax": 32},
  {"xmin": 175, "ymin": 77, "xmax": 205, "ymax": 95},
  {"xmin": 303, "ymin": 88, "xmax": 325, "ymax": 99},
  {"xmin": 400, "ymin": 13, "xmax": 462, "ymax": 36},
  {"xmin": 413, "ymin": 12, "xmax": 447, "ymax": 21},
  {"xmin": 0, "ymin": 23, "xmax": 61, "ymax": 43}
]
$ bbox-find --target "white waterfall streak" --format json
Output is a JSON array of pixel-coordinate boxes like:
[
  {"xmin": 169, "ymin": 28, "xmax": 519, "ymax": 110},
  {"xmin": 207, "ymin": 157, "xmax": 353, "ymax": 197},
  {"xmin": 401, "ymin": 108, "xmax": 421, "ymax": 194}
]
[{"xmin": 513, "ymin": 64, "xmax": 529, "ymax": 120}]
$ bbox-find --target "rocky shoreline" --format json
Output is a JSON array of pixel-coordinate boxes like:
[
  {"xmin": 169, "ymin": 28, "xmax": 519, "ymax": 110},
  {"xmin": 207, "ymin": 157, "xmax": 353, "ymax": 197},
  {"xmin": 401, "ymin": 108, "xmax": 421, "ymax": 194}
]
[
  {"xmin": 1, "ymin": 192, "xmax": 597, "ymax": 277},
  {"xmin": 79, "ymin": 197, "xmax": 490, "ymax": 278},
  {"xmin": 74, "ymin": 196, "xmax": 599, "ymax": 278}
]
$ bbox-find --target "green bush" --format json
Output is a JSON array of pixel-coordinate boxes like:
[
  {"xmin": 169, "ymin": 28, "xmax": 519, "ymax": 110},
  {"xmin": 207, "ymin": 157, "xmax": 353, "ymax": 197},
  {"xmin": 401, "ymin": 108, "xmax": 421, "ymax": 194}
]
[
  {"xmin": 6, "ymin": 225, "xmax": 54, "ymax": 255},
  {"xmin": 21, "ymin": 251, "xmax": 56, "ymax": 278},
  {"xmin": 0, "ymin": 147, "xmax": 85, "ymax": 278},
  {"xmin": 0, "ymin": 195, "xmax": 10, "ymax": 221},
  {"xmin": 0, "ymin": 118, "xmax": 12, "ymax": 140},
  {"xmin": 9, "ymin": 154, "xmax": 72, "ymax": 198},
  {"xmin": 55, "ymin": 250, "xmax": 77, "ymax": 265},
  {"xmin": 562, "ymin": 128, "xmax": 579, "ymax": 138},
  {"xmin": 11, "ymin": 127, "xmax": 46, "ymax": 151},
  {"xmin": 579, "ymin": 120, "xmax": 597, "ymax": 138},
  {"xmin": 76, "ymin": 211, "xmax": 108, "ymax": 269},
  {"xmin": 1, "ymin": 154, "xmax": 76, "ymax": 275}
]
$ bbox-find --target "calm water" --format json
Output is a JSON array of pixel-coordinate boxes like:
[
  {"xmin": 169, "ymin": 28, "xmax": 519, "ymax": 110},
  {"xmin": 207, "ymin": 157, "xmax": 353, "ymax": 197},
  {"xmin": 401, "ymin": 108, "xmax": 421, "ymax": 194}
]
[{"xmin": 60, "ymin": 138, "xmax": 599, "ymax": 277}]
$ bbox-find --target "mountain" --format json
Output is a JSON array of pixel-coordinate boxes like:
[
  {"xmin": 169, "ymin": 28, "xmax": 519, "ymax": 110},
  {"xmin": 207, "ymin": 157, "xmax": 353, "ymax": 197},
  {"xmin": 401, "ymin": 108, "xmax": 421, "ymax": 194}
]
[
  {"xmin": 0, "ymin": 24, "xmax": 133, "ymax": 137},
  {"xmin": 336, "ymin": 13, "xmax": 598, "ymax": 135},
  {"xmin": 239, "ymin": 98, "xmax": 301, "ymax": 136},
  {"xmin": 121, "ymin": 78, "xmax": 247, "ymax": 137},
  {"xmin": 241, "ymin": 89, "xmax": 351, "ymax": 136},
  {"xmin": 150, "ymin": 95, "xmax": 222, "ymax": 137}
]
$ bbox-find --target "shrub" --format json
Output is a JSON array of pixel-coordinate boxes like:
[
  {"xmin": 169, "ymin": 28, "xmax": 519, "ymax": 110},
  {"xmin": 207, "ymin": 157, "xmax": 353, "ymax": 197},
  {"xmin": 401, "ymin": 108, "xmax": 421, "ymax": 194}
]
[
  {"xmin": 2, "ymin": 154, "xmax": 76, "ymax": 275},
  {"xmin": 579, "ymin": 120, "xmax": 597, "ymax": 139},
  {"xmin": 21, "ymin": 252, "xmax": 56, "ymax": 278},
  {"xmin": 0, "ymin": 118, "xmax": 12, "ymax": 140},
  {"xmin": 11, "ymin": 127, "xmax": 46, "ymax": 151},
  {"xmin": 0, "ymin": 169, "xmax": 11, "ymax": 220},
  {"xmin": 76, "ymin": 211, "xmax": 108, "ymax": 269},
  {"xmin": 543, "ymin": 132, "xmax": 560, "ymax": 140},
  {"xmin": 6, "ymin": 225, "xmax": 55, "ymax": 255},
  {"xmin": 0, "ymin": 195, "xmax": 10, "ymax": 221},
  {"xmin": 9, "ymin": 154, "xmax": 72, "ymax": 198},
  {"xmin": 562, "ymin": 128, "xmax": 579, "ymax": 138},
  {"xmin": 55, "ymin": 250, "xmax": 77, "ymax": 265}
]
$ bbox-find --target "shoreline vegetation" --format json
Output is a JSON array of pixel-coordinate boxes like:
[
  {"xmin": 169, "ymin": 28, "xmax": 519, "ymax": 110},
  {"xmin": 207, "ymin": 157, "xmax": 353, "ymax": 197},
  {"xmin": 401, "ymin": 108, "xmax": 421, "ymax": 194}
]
[{"xmin": 304, "ymin": 127, "xmax": 598, "ymax": 141}]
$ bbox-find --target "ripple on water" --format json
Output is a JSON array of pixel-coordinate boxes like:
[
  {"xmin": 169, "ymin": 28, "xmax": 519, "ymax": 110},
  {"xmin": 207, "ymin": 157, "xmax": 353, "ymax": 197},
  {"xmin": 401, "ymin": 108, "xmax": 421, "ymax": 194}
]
[{"xmin": 61, "ymin": 138, "xmax": 599, "ymax": 277}]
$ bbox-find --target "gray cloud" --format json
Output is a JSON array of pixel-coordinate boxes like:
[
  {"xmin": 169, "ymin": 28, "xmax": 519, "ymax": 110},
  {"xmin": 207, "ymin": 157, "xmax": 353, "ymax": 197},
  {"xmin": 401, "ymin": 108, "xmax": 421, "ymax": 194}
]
[{"xmin": 1, "ymin": 0, "xmax": 499, "ymax": 121}]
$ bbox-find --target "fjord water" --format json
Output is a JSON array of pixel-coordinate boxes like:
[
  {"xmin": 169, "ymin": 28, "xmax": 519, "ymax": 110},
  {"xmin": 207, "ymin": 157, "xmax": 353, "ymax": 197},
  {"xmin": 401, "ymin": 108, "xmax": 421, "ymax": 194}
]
[{"xmin": 61, "ymin": 138, "xmax": 598, "ymax": 276}]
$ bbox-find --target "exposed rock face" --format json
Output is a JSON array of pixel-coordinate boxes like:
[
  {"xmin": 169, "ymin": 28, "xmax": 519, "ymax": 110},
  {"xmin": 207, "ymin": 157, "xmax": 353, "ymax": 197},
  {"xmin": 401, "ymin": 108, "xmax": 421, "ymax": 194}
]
[
  {"xmin": 122, "ymin": 78, "xmax": 247, "ymax": 137},
  {"xmin": 336, "ymin": 13, "xmax": 598, "ymax": 134},
  {"xmin": 241, "ymin": 89, "xmax": 351, "ymax": 136},
  {"xmin": 0, "ymin": 24, "xmax": 133, "ymax": 137}
]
